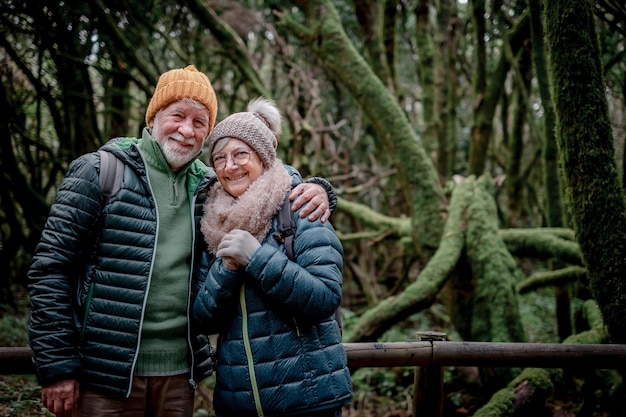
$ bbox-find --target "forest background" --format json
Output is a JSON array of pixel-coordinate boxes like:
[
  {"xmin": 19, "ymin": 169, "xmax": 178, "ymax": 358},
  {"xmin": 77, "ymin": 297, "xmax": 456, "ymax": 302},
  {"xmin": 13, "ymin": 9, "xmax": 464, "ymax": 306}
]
[{"xmin": 1, "ymin": 0, "xmax": 626, "ymax": 416}]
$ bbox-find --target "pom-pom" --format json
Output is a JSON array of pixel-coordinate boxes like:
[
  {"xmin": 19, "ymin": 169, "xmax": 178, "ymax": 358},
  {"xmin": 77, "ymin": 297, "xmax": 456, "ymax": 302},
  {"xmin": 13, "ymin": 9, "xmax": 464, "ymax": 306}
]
[{"xmin": 247, "ymin": 97, "xmax": 282, "ymax": 138}]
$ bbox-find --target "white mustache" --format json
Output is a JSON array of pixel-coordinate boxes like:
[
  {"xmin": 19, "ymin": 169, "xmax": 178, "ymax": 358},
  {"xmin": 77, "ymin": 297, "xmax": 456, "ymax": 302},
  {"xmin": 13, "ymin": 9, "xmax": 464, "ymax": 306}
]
[{"xmin": 170, "ymin": 132, "xmax": 192, "ymax": 143}]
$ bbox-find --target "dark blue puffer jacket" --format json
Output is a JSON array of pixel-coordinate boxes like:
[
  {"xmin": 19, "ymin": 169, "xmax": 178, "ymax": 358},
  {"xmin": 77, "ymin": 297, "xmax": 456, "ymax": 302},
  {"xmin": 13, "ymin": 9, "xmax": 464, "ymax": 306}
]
[
  {"xmin": 193, "ymin": 208, "xmax": 353, "ymax": 417},
  {"xmin": 27, "ymin": 137, "xmax": 213, "ymax": 397}
]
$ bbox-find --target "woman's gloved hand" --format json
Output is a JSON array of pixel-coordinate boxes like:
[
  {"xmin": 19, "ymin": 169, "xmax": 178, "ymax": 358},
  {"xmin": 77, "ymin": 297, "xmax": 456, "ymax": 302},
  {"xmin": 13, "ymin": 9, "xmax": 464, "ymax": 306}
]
[{"xmin": 216, "ymin": 229, "xmax": 261, "ymax": 267}]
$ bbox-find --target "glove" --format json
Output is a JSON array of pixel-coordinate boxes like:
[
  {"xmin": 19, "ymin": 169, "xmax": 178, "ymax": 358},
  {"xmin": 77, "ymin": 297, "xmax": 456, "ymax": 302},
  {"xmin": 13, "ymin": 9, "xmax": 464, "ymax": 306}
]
[{"xmin": 216, "ymin": 229, "xmax": 260, "ymax": 267}]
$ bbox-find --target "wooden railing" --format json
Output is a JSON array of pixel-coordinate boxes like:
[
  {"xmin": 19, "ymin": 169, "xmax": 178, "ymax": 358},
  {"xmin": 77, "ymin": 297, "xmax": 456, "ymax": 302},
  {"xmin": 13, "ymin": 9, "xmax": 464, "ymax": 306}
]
[{"xmin": 3, "ymin": 336, "xmax": 626, "ymax": 417}]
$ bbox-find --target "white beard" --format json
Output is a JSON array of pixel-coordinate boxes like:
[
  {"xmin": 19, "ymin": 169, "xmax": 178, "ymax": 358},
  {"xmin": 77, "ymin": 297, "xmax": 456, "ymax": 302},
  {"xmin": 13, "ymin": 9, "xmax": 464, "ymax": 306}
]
[
  {"xmin": 151, "ymin": 117, "xmax": 199, "ymax": 170},
  {"xmin": 161, "ymin": 138, "xmax": 196, "ymax": 170}
]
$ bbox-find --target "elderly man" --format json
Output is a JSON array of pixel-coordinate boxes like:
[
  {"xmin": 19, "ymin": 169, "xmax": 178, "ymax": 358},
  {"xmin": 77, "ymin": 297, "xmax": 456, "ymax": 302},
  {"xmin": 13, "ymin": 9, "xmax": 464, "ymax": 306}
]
[{"xmin": 27, "ymin": 65, "xmax": 335, "ymax": 417}]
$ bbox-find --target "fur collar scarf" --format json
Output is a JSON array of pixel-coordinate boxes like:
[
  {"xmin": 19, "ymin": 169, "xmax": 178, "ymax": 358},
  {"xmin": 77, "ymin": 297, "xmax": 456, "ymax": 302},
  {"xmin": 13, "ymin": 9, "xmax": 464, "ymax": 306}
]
[{"xmin": 201, "ymin": 160, "xmax": 292, "ymax": 254}]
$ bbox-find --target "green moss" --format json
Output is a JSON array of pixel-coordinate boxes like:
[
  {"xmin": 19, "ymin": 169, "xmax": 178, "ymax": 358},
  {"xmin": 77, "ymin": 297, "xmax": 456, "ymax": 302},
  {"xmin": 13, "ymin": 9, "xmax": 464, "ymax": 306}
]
[
  {"xmin": 472, "ymin": 388, "xmax": 516, "ymax": 416},
  {"xmin": 465, "ymin": 176, "xmax": 526, "ymax": 343}
]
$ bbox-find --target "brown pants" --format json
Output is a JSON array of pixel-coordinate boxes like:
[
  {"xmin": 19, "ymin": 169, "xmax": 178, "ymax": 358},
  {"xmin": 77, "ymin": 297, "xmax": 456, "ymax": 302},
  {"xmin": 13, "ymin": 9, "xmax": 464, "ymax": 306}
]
[{"xmin": 75, "ymin": 374, "xmax": 194, "ymax": 417}]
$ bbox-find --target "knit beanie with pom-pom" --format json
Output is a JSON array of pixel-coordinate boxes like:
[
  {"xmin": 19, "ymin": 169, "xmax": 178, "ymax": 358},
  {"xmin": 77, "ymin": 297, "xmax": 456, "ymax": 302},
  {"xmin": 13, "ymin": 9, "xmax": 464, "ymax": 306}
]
[{"xmin": 208, "ymin": 97, "xmax": 282, "ymax": 168}]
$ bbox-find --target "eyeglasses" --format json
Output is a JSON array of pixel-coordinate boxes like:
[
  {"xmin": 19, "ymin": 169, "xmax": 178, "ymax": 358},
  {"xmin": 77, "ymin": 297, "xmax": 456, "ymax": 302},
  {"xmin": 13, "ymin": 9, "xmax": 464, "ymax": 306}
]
[{"xmin": 212, "ymin": 149, "xmax": 252, "ymax": 170}]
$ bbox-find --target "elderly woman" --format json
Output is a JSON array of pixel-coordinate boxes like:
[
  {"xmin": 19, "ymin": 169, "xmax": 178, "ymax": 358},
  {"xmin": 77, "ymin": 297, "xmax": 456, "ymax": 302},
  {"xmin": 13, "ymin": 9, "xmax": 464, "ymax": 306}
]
[{"xmin": 193, "ymin": 97, "xmax": 352, "ymax": 417}]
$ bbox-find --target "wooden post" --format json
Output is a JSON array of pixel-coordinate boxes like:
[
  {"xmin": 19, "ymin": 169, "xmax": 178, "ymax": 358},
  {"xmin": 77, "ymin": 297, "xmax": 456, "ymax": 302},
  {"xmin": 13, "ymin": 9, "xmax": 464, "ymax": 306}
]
[{"xmin": 413, "ymin": 331, "xmax": 447, "ymax": 417}]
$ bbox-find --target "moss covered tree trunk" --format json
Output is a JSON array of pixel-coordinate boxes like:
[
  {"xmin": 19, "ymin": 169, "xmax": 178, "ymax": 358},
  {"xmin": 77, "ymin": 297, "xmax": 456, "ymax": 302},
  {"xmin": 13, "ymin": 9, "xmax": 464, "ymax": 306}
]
[
  {"xmin": 279, "ymin": 0, "xmax": 446, "ymax": 258},
  {"xmin": 441, "ymin": 0, "xmax": 460, "ymax": 179},
  {"xmin": 504, "ymin": 44, "xmax": 532, "ymax": 228},
  {"xmin": 467, "ymin": 6, "xmax": 530, "ymax": 177},
  {"xmin": 467, "ymin": 0, "xmax": 489, "ymax": 176},
  {"xmin": 545, "ymin": 0, "xmax": 626, "ymax": 343},
  {"xmin": 415, "ymin": 0, "xmax": 440, "ymax": 166},
  {"xmin": 353, "ymin": 0, "xmax": 397, "ymax": 95},
  {"xmin": 528, "ymin": 0, "xmax": 573, "ymax": 340}
]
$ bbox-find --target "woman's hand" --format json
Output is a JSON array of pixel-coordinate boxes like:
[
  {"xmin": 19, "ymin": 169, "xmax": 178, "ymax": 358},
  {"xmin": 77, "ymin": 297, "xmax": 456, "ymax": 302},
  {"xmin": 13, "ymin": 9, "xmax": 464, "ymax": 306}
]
[{"xmin": 217, "ymin": 230, "xmax": 261, "ymax": 267}]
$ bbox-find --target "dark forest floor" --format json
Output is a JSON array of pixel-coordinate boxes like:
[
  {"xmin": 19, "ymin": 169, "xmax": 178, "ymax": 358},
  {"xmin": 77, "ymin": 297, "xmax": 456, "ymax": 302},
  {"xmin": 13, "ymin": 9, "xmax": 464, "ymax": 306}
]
[{"xmin": 1, "ymin": 372, "xmax": 614, "ymax": 417}]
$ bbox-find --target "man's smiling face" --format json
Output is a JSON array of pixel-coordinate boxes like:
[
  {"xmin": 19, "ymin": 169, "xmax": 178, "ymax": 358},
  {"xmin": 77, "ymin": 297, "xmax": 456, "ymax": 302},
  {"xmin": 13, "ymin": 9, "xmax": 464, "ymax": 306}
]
[{"xmin": 150, "ymin": 99, "xmax": 210, "ymax": 171}]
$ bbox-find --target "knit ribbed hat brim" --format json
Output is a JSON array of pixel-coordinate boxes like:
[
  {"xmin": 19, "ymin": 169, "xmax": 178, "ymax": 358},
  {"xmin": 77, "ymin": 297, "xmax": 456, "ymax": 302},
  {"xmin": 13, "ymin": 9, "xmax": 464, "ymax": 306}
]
[
  {"xmin": 209, "ymin": 97, "xmax": 281, "ymax": 168},
  {"xmin": 145, "ymin": 65, "xmax": 218, "ymax": 135}
]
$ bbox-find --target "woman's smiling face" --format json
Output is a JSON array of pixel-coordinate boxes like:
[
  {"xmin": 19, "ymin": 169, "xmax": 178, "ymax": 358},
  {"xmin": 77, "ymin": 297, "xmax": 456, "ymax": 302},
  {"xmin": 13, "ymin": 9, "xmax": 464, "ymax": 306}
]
[{"xmin": 213, "ymin": 138, "xmax": 264, "ymax": 197}]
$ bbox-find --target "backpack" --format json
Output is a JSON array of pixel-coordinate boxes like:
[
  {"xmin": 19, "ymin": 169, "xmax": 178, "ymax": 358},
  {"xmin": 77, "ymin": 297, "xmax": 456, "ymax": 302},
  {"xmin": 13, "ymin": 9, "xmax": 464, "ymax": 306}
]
[
  {"xmin": 273, "ymin": 197, "xmax": 343, "ymax": 334},
  {"xmin": 98, "ymin": 150, "xmax": 124, "ymax": 205}
]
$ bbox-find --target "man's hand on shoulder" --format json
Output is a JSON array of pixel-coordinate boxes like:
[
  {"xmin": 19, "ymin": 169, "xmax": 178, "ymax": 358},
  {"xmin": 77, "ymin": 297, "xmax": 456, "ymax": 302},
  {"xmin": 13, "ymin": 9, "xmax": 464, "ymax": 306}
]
[{"xmin": 289, "ymin": 183, "xmax": 330, "ymax": 223}]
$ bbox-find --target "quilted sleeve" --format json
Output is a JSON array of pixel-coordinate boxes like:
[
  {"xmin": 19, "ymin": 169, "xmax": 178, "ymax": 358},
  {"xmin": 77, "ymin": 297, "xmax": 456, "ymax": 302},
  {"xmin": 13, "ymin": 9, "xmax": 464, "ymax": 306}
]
[{"xmin": 27, "ymin": 152, "xmax": 102, "ymax": 386}]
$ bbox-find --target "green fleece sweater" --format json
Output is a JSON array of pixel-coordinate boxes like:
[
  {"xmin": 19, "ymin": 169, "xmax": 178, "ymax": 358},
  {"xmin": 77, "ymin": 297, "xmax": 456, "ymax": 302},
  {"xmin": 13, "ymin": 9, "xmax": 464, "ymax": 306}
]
[{"xmin": 135, "ymin": 134, "xmax": 196, "ymax": 376}]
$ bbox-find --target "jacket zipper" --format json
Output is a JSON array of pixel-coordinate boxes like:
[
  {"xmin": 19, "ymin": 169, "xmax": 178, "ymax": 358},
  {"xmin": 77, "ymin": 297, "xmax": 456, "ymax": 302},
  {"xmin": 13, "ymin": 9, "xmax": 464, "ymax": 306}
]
[
  {"xmin": 241, "ymin": 284, "xmax": 264, "ymax": 416},
  {"xmin": 187, "ymin": 191, "xmax": 198, "ymax": 389},
  {"xmin": 79, "ymin": 283, "xmax": 95, "ymax": 347},
  {"xmin": 171, "ymin": 175, "xmax": 179, "ymax": 204},
  {"xmin": 126, "ymin": 149, "xmax": 158, "ymax": 398},
  {"xmin": 293, "ymin": 317, "xmax": 301, "ymax": 337}
]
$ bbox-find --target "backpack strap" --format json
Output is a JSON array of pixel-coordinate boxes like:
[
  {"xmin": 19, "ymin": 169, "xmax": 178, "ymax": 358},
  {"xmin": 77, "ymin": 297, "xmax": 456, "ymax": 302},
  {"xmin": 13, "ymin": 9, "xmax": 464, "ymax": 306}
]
[
  {"xmin": 273, "ymin": 196, "xmax": 296, "ymax": 261},
  {"xmin": 98, "ymin": 150, "xmax": 124, "ymax": 205},
  {"xmin": 273, "ymin": 195, "xmax": 343, "ymax": 334}
]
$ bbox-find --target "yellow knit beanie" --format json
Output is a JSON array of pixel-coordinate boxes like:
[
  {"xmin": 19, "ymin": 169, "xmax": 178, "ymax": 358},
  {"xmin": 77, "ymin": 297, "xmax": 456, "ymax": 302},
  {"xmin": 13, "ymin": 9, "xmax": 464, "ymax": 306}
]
[{"xmin": 145, "ymin": 65, "xmax": 218, "ymax": 134}]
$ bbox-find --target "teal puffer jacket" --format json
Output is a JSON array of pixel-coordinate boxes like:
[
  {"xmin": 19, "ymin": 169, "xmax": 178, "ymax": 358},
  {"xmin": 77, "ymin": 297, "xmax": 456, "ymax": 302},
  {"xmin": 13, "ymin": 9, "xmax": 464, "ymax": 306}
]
[
  {"xmin": 193, "ymin": 209, "xmax": 353, "ymax": 417},
  {"xmin": 27, "ymin": 138, "xmax": 213, "ymax": 397}
]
